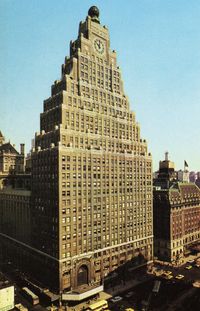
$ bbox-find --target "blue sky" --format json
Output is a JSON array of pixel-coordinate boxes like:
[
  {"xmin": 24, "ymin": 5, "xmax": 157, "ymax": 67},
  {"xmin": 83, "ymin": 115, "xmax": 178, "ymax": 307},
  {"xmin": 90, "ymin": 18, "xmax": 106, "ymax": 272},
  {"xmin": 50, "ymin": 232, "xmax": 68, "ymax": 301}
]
[{"xmin": 0, "ymin": 0, "xmax": 200, "ymax": 171}]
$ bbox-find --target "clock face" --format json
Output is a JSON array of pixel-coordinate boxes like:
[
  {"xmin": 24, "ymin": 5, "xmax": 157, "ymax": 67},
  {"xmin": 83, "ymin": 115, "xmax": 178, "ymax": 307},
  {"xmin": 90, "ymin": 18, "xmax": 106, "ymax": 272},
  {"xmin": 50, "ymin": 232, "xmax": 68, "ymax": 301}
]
[{"xmin": 93, "ymin": 38, "xmax": 105, "ymax": 54}]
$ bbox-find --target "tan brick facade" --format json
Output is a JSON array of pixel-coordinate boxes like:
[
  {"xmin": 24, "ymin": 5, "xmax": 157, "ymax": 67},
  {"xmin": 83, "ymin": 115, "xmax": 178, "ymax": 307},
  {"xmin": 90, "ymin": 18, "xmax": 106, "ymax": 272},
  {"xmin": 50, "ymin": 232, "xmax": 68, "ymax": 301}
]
[{"xmin": 1, "ymin": 7, "xmax": 153, "ymax": 295}]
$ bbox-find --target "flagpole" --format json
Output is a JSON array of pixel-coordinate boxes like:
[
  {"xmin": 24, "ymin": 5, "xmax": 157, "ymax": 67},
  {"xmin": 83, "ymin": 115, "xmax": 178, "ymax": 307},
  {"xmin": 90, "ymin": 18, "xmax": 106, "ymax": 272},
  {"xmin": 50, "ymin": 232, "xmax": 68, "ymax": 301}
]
[{"xmin": 184, "ymin": 160, "xmax": 189, "ymax": 171}]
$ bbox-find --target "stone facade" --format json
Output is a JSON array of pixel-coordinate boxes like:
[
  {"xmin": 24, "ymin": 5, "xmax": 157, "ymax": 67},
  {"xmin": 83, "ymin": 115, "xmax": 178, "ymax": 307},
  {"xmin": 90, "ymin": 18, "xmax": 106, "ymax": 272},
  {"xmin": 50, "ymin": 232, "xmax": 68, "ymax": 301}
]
[
  {"xmin": 0, "ymin": 188, "xmax": 31, "ymax": 244},
  {"xmin": 0, "ymin": 135, "xmax": 31, "ymax": 278},
  {"xmin": 0, "ymin": 141, "xmax": 25, "ymax": 177},
  {"xmin": 30, "ymin": 7, "xmax": 153, "ymax": 293},
  {"xmin": 0, "ymin": 7, "xmax": 153, "ymax": 296}
]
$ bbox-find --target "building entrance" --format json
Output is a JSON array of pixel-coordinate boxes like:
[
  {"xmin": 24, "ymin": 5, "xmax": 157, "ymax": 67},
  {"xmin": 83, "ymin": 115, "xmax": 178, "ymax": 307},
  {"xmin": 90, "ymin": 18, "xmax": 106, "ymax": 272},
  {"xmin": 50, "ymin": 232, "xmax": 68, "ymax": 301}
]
[{"xmin": 77, "ymin": 265, "xmax": 88, "ymax": 286}]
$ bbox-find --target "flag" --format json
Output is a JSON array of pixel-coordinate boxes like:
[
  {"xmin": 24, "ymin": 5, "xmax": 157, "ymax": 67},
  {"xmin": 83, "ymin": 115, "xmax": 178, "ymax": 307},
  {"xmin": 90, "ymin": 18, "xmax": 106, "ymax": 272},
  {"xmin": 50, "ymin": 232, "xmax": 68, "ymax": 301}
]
[{"xmin": 184, "ymin": 160, "xmax": 189, "ymax": 168}]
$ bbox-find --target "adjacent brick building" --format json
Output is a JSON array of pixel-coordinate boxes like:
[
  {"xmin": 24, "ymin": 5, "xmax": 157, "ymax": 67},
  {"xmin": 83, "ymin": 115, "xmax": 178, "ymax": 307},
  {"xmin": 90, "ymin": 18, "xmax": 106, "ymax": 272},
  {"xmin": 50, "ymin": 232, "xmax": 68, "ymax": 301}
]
[{"xmin": 154, "ymin": 155, "xmax": 200, "ymax": 263}]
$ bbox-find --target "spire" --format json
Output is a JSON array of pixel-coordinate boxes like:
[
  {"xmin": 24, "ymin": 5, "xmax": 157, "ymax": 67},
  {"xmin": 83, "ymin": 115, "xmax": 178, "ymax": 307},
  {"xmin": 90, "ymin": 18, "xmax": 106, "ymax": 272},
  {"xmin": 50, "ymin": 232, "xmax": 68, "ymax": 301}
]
[{"xmin": 165, "ymin": 151, "xmax": 169, "ymax": 161}]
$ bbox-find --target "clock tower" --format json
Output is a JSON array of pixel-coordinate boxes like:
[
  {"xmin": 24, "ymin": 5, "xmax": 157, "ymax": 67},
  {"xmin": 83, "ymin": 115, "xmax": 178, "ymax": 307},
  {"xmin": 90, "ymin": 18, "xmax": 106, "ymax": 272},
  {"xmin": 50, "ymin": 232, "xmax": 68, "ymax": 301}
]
[{"xmin": 30, "ymin": 6, "xmax": 153, "ymax": 299}]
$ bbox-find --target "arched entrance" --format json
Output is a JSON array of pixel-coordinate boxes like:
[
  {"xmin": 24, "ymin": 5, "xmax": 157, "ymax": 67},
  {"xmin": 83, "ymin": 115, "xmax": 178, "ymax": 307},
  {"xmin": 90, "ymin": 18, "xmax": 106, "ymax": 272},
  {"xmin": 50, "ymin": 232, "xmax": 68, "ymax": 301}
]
[{"xmin": 77, "ymin": 265, "xmax": 88, "ymax": 286}]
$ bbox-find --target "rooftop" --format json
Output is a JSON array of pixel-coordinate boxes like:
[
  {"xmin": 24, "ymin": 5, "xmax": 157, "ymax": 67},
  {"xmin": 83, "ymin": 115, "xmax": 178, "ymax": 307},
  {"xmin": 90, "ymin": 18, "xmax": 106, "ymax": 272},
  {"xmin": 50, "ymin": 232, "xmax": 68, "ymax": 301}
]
[
  {"xmin": 0, "ymin": 142, "xmax": 19, "ymax": 154},
  {"xmin": 0, "ymin": 272, "xmax": 13, "ymax": 290}
]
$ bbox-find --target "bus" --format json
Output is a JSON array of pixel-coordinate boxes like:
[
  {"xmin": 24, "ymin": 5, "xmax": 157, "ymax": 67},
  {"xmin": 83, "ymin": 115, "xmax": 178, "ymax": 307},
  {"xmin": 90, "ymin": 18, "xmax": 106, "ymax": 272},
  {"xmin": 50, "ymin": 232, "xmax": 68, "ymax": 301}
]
[
  {"xmin": 87, "ymin": 299, "xmax": 109, "ymax": 311},
  {"xmin": 22, "ymin": 287, "xmax": 39, "ymax": 305}
]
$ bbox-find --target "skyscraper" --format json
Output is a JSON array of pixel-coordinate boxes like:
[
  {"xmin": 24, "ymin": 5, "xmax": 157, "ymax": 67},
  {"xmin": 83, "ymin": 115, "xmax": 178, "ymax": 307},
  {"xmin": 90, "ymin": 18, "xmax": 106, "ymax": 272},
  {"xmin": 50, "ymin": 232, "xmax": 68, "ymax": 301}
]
[
  {"xmin": 31, "ymin": 5, "xmax": 153, "ymax": 295},
  {"xmin": 1, "ymin": 6, "xmax": 153, "ymax": 299}
]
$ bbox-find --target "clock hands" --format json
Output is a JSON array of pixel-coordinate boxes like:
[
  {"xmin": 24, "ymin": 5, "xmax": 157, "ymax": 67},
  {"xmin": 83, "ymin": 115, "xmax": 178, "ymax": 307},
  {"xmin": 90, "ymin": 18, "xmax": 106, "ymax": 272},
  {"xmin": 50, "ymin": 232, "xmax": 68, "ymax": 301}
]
[
  {"xmin": 96, "ymin": 40, "xmax": 101, "ymax": 49},
  {"xmin": 94, "ymin": 39, "xmax": 104, "ymax": 53}
]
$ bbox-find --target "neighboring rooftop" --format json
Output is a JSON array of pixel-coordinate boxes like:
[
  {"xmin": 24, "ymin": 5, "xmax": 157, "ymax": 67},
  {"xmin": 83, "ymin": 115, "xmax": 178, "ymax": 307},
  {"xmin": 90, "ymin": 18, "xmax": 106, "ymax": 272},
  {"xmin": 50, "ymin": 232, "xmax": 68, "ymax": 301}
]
[
  {"xmin": 0, "ymin": 142, "xmax": 19, "ymax": 155},
  {"xmin": 169, "ymin": 182, "xmax": 200, "ymax": 203},
  {"xmin": 0, "ymin": 272, "xmax": 13, "ymax": 289}
]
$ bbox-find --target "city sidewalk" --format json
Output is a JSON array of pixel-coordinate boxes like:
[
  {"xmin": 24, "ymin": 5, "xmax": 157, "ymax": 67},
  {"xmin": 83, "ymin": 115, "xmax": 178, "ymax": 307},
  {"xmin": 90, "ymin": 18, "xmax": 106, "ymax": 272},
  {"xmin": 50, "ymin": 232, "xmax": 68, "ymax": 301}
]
[
  {"xmin": 154, "ymin": 252, "xmax": 200, "ymax": 268},
  {"xmin": 103, "ymin": 275, "xmax": 153, "ymax": 297},
  {"xmin": 62, "ymin": 273, "xmax": 153, "ymax": 311},
  {"xmin": 53, "ymin": 254, "xmax": 200, "ymax": 310}
]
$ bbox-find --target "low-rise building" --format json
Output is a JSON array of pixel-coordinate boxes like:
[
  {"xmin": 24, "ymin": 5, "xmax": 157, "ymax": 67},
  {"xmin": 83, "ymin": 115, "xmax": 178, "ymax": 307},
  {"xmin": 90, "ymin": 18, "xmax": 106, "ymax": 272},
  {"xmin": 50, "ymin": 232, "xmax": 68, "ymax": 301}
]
[
  {"xmin": 0, "ymin": 132, "xmax": 26, "ymax": 190},
  {"xmin": 0, "ymin": 187, "xmax": 31, "ymax": 244},
  {"xmin": 154, "ymin": 155, "xmax": 200, "ymax": 263},
  {"xmin": 177, "ymin": 170, "xmax": 189, "ymax": 183},
  {"xmin": 0, "ymin": 142, "xmax": 25, "ymax": 175},
  {"xmin": 0, "ymin": 134, "xmax": 31, "ymax": 270},
  {"xmin": 0, "ymin": 273, "xmax": 14, "ymax": 311}
]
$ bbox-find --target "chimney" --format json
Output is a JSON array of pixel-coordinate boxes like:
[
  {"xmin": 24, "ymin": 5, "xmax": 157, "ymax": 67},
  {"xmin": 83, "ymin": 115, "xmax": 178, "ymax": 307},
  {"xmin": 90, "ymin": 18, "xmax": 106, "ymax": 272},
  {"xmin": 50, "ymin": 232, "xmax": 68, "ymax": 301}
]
[{"xmin": 20, "ymin": 143, "xmax": 25, "ymax": 155}]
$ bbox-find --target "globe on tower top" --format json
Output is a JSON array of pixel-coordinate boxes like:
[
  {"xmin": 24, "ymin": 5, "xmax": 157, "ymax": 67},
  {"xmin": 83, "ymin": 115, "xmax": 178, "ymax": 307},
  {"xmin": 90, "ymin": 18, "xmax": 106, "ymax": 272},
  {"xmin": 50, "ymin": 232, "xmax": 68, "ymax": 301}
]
[{"xmin": 88, "ymin": 6, "xmax": 100, "ymax": 23}]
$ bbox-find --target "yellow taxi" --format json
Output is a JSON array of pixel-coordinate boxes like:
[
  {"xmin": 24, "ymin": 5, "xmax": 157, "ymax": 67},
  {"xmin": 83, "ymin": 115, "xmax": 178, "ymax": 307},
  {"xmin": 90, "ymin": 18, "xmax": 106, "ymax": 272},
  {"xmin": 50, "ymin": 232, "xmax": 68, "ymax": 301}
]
[
  {"xmin": 165, "ymin": 274, "xmax": 173, "ymax": 280},
  {"xmin": 163, "ymin": 270, "xmax": 172, "ymax": 276},
  {"xmin": 185, "ymin": 265, "xmax": 192, "ymax": 270},
  {"xmin": 175, "ymin": 274, "xmax": 184, "ymax": 280}
]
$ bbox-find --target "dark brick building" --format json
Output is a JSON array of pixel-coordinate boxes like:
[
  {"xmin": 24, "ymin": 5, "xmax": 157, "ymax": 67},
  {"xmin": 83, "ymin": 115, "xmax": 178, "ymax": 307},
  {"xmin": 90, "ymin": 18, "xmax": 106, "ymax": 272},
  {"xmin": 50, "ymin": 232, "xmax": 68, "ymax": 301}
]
[{"xmin": 154, "ymin": 155, "xmax": 200, "ymax": 262}]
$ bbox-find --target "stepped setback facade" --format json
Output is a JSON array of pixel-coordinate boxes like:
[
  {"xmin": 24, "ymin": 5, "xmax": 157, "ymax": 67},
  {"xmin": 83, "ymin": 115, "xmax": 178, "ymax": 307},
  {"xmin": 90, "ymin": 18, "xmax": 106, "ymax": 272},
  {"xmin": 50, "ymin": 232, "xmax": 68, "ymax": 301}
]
[{"xmin": 0, "ymin": 7, "xmax": 153, "ymax": 297}]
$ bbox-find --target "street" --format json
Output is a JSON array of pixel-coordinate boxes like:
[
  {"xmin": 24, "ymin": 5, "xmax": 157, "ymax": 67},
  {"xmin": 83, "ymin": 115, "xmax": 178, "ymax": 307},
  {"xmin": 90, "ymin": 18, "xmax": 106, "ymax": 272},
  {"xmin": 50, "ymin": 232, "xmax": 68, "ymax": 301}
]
[
  {"xmin": 1, "ymin": 258, "xmax": 200, "ymax": 311},
  {"xmin": 106, "ymin": 260, "xmax": 200, "ymax": 311}
]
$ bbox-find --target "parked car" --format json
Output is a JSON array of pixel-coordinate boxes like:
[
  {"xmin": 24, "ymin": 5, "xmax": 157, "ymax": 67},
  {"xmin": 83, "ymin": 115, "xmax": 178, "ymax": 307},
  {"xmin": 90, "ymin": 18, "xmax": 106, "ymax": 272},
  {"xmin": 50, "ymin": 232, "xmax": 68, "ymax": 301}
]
[
  {"xmin": 125, "ymin": 291, "xmax": 134, "ymax": 298},
  {"xmin": 185, "ymin": 265, "xmax": 192, "ymax": 270},
  {"xmin": 15, "ymin": 304, "xmax": 28, "ymax": 311},
  {"xmin": 110, "ymin": 296, "xmax": 122, "ymax": 303},
  {"xmin": 175, "ymin": 274, "xmax": 184, "ymax": 280},
  {"xmin": 187, "ymin": 259, "xmax": 195, "ymax": 264},
  {"xmin": 165, "ymin": 274, "xmax": 173, "ymax": 280},
  {"xmin": 163, "ymin": 270, "xmax": 172, "ymax": 276}
]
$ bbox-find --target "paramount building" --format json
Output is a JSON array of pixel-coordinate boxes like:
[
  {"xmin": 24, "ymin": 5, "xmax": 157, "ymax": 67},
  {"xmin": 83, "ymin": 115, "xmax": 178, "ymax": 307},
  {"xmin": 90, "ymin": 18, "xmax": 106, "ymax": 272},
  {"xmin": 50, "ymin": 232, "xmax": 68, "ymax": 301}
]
[{"xmin": 0, "ymin": 7, "xmax": 153, "ymax": 298}]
